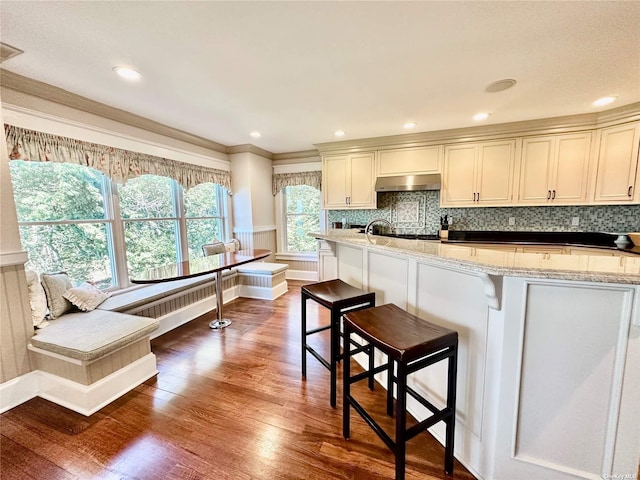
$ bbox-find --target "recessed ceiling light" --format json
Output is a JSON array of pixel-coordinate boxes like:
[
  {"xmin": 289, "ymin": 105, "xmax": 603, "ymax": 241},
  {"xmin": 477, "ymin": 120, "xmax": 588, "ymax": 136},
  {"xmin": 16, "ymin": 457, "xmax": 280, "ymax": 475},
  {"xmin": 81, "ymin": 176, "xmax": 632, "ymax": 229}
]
[
  {"xmin": 473, "ymin": 112, "xmax": 491, "ymax": 121},
  {"xmin": 250, "ymin": 131, "xmax": 262, "ymax": 138},
  {"xmin": 485, "ymin": 79, "xmax": 517, "ymax": 93},
  {"xmin": 593, "ymin": 96, "xmax": 617, "ymax": 107},
  {"xmin": 403, "ymin": 122, "xmax": 417, "ymax": 129},
  {"xmin": 113, "ymin": 65, "xmax": 142, "ymax": 81},
  {"xmin": 334, "ymin": 130, "xmax": 346, "ymax": 137}
]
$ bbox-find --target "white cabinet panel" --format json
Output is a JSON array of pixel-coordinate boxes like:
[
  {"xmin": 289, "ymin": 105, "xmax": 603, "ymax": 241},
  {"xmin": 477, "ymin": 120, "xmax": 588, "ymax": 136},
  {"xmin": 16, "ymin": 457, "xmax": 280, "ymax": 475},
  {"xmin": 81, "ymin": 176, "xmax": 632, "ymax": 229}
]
[
  {"xmin": 367, "ymin": 251, "xmax": 408, "ymax": 308},
  {"xmin": 322, "ymin": 152, "xmax": 376, "ymax": 209},
  {"xmin": 377, "ymin": 145, "xmax": 440, "ymax": 176},
  {"xmin": 593, "ymin": 122, "xmax": 640, "ymax": 203}
]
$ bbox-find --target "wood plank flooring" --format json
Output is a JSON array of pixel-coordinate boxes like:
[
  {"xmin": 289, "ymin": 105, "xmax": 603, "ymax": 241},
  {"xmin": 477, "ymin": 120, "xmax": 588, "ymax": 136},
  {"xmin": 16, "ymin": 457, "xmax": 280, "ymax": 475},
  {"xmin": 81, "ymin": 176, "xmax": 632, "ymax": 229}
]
[{"xmin": 1, "ymin": 281, "xmax": 476, "ymax": 480}]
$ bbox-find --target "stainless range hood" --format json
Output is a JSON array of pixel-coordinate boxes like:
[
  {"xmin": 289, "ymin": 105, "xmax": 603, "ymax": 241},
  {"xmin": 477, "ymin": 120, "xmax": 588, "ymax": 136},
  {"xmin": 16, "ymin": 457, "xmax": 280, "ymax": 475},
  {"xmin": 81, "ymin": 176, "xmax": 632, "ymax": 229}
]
[{"xmin": 375, "ymin": 173, "xmax": 441, "ymax": 192}]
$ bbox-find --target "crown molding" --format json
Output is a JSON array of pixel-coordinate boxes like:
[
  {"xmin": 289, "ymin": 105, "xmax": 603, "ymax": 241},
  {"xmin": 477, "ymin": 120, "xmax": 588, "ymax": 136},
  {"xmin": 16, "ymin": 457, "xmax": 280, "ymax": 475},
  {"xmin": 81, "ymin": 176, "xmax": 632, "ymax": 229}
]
[
  {"xmin": 272, "ymin": 149, "xmax": 319, "ymax": 161},
  {"xmin": 0, "ymin": 69, "xmax": 229, "ymax": 154},
  {"xmin": 226, "ymin": 143, "xmax": 274, "ymax": 159},
  {"xmin": 314, "ymin": 102, "xmax": 640, "ymax": 153}
]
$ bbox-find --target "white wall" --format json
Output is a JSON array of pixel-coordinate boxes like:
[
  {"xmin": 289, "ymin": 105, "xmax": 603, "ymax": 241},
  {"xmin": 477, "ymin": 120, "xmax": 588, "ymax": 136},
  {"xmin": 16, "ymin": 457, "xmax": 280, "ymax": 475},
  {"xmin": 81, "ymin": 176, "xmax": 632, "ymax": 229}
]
[{"xmin": 230, "ymin": 151, "xmax": 275, "ymax": 231}]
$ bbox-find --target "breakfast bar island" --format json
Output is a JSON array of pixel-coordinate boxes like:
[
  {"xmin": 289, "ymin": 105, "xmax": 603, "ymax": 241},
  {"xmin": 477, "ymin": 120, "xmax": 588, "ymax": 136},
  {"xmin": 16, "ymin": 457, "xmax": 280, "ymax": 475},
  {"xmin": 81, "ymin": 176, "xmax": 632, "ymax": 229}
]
[{"xmin": 313, "ymin": 230, "xmax": 640, "ymax": 480}]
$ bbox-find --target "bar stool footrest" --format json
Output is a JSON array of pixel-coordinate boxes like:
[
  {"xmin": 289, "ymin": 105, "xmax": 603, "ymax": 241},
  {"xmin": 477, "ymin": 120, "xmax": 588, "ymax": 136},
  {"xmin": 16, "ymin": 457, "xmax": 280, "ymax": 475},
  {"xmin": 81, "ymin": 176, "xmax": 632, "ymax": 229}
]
[{"xmin": 348, "ymin": 395, "xmax": 397, "ymax": 453}]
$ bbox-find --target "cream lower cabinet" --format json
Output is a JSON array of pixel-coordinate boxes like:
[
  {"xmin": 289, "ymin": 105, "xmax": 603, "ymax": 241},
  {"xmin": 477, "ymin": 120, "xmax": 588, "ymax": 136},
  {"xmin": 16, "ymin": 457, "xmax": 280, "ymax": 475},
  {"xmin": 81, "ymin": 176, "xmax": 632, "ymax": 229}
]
[
  {"xmin": 441, "ymin": 140, "xmax": 517, "ymax": 207},
  {"xmin": 518, "ymin": 132, "xmax": 592, "ymax": 205},
  {"xmin": 322, "ymin": 152, "xmax": 376, "ymax": 209},
  {"xmin": 593, "ymin": 122, "xmax": 640, "ymax": 203}
]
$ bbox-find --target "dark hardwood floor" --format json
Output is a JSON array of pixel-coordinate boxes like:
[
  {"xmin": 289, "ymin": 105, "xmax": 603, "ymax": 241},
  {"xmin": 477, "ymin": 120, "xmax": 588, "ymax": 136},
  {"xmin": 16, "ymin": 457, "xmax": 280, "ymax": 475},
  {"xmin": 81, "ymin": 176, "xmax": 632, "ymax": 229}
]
[{"xmin": 1, "ymin": 281, "xmax": 476, "ymax": 480}]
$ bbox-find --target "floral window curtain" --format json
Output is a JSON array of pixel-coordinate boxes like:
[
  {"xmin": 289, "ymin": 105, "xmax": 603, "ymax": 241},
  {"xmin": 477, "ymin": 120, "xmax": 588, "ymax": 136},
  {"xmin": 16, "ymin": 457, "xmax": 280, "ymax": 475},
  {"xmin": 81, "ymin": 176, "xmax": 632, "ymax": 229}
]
[
  {"xmin": 272, "ymin": 171, "xmax": 321, "ymax": 196},
  {"xmin": 4, "ymin": 124, "xmax": 232, "ymax": 191}
]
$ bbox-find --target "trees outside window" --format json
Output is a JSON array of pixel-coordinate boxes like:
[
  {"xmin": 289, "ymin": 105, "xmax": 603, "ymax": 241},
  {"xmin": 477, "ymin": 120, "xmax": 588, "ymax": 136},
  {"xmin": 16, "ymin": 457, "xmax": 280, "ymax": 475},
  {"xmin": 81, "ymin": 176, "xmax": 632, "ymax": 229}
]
[
  {"xmin": 284, "ymin": 185, "xmax": 320, "ymax": 253},
  {"xmin": 9, "ymin": 162, "xmax": 227, "ymax": 289},
  {"xmin": 184, "ymin": 182, "xmax": 223, "ymax": 258},
  {"xmin": 10, "ymin": 161, "xmax": 114, "ymax": 288}
]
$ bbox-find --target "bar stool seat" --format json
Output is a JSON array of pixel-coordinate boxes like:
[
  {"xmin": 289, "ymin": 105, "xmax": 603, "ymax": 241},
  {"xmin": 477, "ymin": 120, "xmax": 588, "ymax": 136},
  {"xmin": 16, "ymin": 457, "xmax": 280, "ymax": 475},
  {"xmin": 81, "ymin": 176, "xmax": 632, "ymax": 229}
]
[
  {"xmin": 301, "ymin": 279, "xmax": 375, "ymax": 407},
  {"xmin": 343, "ymin": 303, "xmax": 458, "ymax": 480}
]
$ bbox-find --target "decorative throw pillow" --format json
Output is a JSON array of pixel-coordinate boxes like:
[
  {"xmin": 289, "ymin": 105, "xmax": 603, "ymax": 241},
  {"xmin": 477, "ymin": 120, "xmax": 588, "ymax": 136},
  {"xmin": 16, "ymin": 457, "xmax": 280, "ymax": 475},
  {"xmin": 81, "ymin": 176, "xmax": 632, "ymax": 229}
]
[
  {"xmin": 25, "ymin": 270, "xmax": 48, "ymax": 327},
  {"xmin": 224, "ymin": 238, "xmax": 241, "ymax": 252},
  {"xmin": 202, "ymin": 242, "xmax": 226, "ymax": 256},
  {"xmin": 63, "ymin": 282, "xmax": 111, "ymax": 312},
  {"xmin": 41, "ymin": 272, "xmax": 74, "ymax": 319}
]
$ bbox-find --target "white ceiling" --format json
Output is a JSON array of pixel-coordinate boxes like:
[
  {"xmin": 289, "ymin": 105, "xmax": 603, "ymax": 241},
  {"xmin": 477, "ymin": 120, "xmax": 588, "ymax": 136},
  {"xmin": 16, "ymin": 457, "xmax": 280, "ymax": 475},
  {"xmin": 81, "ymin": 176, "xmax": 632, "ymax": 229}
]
[{"xmin": 1, "ymin": 1, "xmax": 639, "ymax": 154}]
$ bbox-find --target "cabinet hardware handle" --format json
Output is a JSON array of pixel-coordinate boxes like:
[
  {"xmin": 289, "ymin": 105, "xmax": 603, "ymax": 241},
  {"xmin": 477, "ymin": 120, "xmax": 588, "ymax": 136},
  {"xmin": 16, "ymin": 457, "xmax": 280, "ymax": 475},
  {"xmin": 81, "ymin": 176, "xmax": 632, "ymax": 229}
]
[
  {"xmin": 552, "ymin": 189, "xmax": 556, "ymax": 200},
  {"xmin": 547, "ymin": 190, "xmax": 551, "ymax": 200},
  {"xmin": 477, "ymin": 192, "xmax": 480, "ymax": 202},
  {"xmin": 628, "ymin": 186, "xmax": 633, "ymax": 197},
  {"xmin": 473, "ymin": 192, "xmax": 476, "ymax": 201}
]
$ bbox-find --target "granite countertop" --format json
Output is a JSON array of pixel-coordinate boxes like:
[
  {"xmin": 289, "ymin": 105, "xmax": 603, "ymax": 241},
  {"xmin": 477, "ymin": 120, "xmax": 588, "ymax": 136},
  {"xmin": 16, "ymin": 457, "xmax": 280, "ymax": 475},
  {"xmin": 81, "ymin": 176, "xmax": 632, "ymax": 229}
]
[{"xmin": 313, "ymin": 230, "xmax": 640, "ymax": 285}]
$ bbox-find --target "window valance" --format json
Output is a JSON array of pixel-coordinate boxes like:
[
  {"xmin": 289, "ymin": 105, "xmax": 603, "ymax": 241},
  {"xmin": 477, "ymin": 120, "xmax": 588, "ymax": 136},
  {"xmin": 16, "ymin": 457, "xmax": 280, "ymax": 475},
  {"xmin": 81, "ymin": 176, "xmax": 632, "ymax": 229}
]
[
  {"xmin": 272, "ymin": 171, "xmax": 321, "ymax": 196},
  {"xmin": 4, "ymin": 124, "xmax": 232, "ymax": 191}
]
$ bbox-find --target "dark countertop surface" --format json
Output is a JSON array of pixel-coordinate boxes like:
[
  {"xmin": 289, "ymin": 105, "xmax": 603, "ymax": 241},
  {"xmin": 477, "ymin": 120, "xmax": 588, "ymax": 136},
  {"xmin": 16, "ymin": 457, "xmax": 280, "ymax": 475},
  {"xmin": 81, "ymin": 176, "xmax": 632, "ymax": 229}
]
[{"xmin": 444, "ymin": 231, "xmax": 640, "ymax": 255}]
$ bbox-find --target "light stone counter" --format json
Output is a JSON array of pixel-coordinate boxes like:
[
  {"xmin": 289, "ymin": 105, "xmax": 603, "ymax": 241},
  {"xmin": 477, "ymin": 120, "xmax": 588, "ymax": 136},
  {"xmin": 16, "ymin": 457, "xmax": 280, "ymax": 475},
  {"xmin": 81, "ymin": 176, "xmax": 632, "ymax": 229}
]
[
  {"xmin": 313, "ymin": 229, "xmax": 640, "ymax": 480},
  {"xmin": 313, "ymin": 230, "xmax": 640, "ymax": 285}
]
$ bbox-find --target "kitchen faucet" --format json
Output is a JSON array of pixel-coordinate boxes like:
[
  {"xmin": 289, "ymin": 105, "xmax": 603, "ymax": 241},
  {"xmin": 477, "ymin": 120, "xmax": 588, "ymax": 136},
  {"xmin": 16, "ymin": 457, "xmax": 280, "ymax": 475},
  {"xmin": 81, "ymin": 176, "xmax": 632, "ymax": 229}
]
[{"xmin": 365, "ymin": 218, "xmax": 394, "ymax": 235}]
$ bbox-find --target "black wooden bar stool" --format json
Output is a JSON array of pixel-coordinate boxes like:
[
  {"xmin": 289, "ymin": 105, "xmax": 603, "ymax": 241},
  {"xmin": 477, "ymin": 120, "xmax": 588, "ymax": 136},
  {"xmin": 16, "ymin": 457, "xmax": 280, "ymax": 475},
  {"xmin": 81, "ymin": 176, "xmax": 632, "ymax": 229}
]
[
  {"xmin": 301, "ymin": 279, "xmax": 375, "ymax": 407},
  {"xmin": 343, "ymin": 303, "xmax": 458, "ymax": 480}
]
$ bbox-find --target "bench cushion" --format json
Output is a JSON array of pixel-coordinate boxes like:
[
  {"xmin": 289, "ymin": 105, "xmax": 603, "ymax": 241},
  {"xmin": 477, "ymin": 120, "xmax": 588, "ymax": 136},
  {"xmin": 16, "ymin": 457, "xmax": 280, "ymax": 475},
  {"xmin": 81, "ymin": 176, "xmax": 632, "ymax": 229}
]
[
  {"xmin": 236, "ymin": 262, "xmax": 288, "ymax": 275},
  {"xmin": 31, "ymin": 310, "xmax": 158, "ymax": 362}
]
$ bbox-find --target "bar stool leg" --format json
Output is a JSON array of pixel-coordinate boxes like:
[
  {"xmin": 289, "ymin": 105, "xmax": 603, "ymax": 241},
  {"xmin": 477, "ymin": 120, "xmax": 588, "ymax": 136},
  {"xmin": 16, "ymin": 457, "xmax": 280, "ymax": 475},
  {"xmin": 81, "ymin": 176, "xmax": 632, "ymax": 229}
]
[
  {"xmin": 395, "ymin": 361, "xmax": 407, "ymax": 480},
  {"xmin": 330, "ymin": 309, "xmax": 340, "ymax": 408},
  {"xmin": 445, "ymin": 343, "xmax": 458, "ymax": 475},
  {"xmin": 343, "ymin": 323, "xmax": 351, "ymax": 440},
  {"xmin": 386, "ymin": 355, "xmax": 394, "ymax": 416},
  {"xmin": 368, "ymin": 344, "xmax": 375, "ymax": 390},
  {"xmin": 301, "ymin": 292, "xmax": 307, "ymax": 377}
]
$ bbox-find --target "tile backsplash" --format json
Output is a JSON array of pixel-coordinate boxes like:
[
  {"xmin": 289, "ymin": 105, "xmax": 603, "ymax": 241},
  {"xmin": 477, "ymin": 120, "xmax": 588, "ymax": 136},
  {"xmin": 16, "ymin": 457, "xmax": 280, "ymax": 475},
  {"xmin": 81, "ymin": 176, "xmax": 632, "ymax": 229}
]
[{"xmin": 328, "ymin": 191, "xmax": 640, "ymax": 234}]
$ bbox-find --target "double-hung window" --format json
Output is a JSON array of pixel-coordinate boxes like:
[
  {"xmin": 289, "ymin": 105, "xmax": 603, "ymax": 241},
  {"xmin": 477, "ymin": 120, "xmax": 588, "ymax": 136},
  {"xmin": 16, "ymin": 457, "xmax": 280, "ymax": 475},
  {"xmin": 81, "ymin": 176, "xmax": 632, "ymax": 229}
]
[
  {"xmin": 10, "ymin": 163, "xmax": 228, "ymax": 289},
  {"xmin": 282, "ymin": 185, "xmax": 320, "ymax": 253},
  {"xmin": 10, "ymin": 161, "xmax": 115, "ymax": 289}
]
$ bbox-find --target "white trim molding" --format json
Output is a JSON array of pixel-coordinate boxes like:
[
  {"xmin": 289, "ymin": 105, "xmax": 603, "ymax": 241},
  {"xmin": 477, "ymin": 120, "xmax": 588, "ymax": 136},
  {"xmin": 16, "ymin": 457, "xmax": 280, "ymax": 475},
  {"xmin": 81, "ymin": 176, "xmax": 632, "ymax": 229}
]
[
  {"xmin": 0, "ymin": 250, "xmax": 28, "ymax": 267},
  {"xmin": 233, "ymin": 225, "xmax": 277, "ymax": 233},
  {"xmin": 273, "ymin": 162, "xmax": 321, "ymax": 174}
]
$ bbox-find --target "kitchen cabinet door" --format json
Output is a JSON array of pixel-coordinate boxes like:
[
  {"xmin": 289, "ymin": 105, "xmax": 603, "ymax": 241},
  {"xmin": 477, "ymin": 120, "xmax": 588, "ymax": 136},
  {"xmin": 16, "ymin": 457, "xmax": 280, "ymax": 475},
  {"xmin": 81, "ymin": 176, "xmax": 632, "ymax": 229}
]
[
  {"xmin": 593, "ymin": 122, "xmax": 640, "ymax": 203},
  {"xmin": 322, "ymin": 152, "xmax": 376, "ymax": 209},
  {"xmin": 518, "ymin": 137, "xmax": 555, "ymax": 204},
  {"xmin": 552, "ymin": 133, "xmax": 592, "ymax": 204},
  {"xmin": 348, "ymin": 152, "xmax": 376, "ymax": 208},
  {"xmin": 476, "ymin": 140, "xmax": 516, "ymax": 205},
  {"xmin": 323, "ymin": 155, "xmax": 349, "ymax": 209},
  {"xmin": 441, "ymin": 144, "xmax": 477, "ymax": 205}
]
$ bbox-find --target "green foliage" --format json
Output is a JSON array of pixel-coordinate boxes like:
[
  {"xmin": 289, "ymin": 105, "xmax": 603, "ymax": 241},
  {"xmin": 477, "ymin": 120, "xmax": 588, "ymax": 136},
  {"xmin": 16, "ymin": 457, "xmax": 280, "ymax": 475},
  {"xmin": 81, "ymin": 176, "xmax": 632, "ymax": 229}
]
[
  {"xmin": 187, "ymin": 219, "xmax": 220, "ymax": 259},
  {"xmin": 119, "ymin": 175, "xmax": 174, "ymax": 218},
  {"xmin": 10, "ymin": 161, "xmax": 105, "ymax": 221},
  {"xmin": 185, "ymin": 183, "xmax": 219, "ymax": 217},
  {"xmin": 285, "ymin": 185, "xmax": 320, "ymax": 253},
  {"xmin": 10, "ymin": 164, "xmax": 223, "ymax": 288},
  {"xmin": 10, "ymin": 162, "xmax": 113, "ymax": 287}
]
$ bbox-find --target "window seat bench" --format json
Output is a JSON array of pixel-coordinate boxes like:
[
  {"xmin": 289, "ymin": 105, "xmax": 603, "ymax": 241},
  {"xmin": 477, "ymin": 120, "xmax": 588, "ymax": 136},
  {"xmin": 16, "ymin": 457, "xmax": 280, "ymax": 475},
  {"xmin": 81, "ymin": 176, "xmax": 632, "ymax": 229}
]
[{"xmin": 27, "ymin": 309, "xmax": 159, "ymax": 416}]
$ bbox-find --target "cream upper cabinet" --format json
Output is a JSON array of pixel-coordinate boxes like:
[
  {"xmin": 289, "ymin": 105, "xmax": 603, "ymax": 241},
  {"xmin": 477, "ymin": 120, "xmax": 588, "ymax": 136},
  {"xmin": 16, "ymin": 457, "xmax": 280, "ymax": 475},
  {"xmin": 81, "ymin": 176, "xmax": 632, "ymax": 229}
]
[
  {"xmin": 592, "ymin": 122, "xmax": 640, "ymax": 203},
  {"xmin": 322, "ymin": 152, "xmax": 376, "ymax": 209},
  {"xmin": 518, "ymin": 132, "xmax": 592, "ymax": 205},
  {"xmin": 442, "ymin": 140, "xmax": 516, "ymax": 207},
  {"xmin": 377, "ymin": 146, "xmax": 440, "ymax": 176}
]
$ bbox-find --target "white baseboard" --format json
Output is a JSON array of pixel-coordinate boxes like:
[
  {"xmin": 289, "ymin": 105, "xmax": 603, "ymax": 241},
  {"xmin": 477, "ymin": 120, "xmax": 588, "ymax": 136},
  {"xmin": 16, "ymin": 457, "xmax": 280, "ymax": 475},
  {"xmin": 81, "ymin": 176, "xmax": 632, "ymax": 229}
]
[
  {"xmin": 0, "ymin": 354, "xmax": 158, "ymax": 416},
  {"xmin": 0, "ymin": 371, "xmax": 40, "ymax": 414},
  {"xmin": 286, "ymin": 269, "xmax": 318, "ymax": 282},
  {"xmin": 37, "ymin": 353, "xmax": 158, "ymax": 416},
  {"xmin": 239, "ymin": 281, "xmax": 288, "ymax": 300}
]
